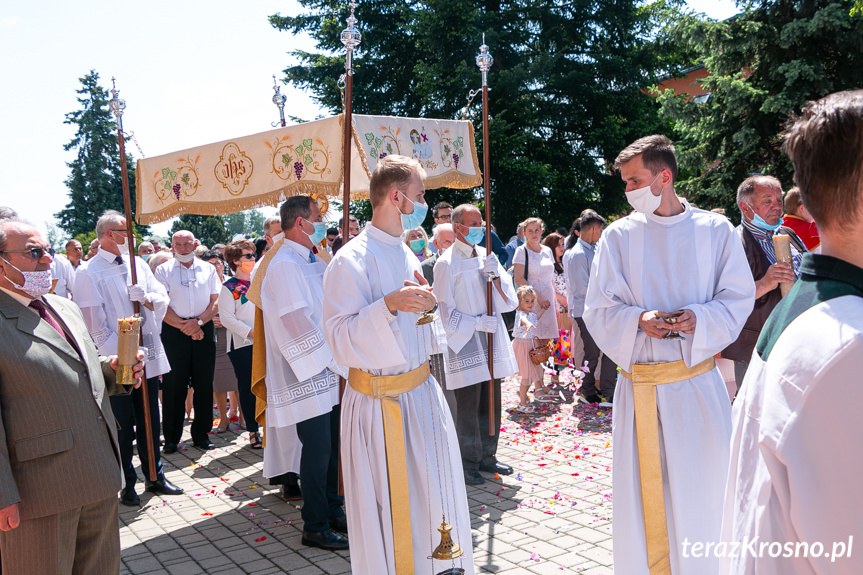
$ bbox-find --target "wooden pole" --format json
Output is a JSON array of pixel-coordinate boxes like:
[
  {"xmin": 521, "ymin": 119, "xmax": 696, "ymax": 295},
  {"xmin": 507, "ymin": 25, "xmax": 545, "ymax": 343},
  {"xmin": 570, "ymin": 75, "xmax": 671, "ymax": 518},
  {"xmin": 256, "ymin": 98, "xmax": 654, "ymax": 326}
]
[
  {"xmin": 482, "ymin": 80, "xmax": 495, "ymax": 437},
  {"xmin": 112, "ymin": 81, "xmax": 158, "ymax": 482}
]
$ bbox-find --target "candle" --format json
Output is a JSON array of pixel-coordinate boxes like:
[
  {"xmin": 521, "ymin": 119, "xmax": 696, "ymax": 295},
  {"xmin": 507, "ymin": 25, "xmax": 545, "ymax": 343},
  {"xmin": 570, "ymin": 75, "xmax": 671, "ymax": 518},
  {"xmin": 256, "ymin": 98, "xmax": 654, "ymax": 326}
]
[{"xmin": 772, "ymin": 234, "xmax": 795, "ymax": 297}]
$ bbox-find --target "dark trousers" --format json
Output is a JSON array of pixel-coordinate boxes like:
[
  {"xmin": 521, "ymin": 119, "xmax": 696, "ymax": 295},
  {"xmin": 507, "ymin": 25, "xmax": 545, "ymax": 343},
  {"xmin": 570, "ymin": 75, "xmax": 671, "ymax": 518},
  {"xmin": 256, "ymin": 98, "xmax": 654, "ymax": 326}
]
[
  {"xmin": 160, "ymin": 321, "xmax": 216, "ymax": 445},
  {"xmin": 109, "ymin": 376, "xmax": 163, "ymax": 487},
  {"xmin": 454, "ymin": 379, "xmax": 502, "ymax": 471},
  {"xmin": 575, "ymin": 317, "xmax": 618, "ymax": 399},
  {"xmin": 295, "ymin": 406, "xmax": 344, "ymax": 532},
  {"xmin": 227, "ymin": 345, "xmax": 258, "ymax": 433}
]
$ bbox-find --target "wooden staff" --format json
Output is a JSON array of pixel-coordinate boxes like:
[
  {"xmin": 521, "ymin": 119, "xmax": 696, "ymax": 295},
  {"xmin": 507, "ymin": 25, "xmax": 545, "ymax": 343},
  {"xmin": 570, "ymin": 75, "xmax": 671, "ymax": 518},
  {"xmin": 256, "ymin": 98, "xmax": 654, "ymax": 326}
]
[
  {"xmin": 477, "ymin": 38, "xmax": 496, "ymax": 436},
  {"xmin": 110, "ymin": 79, "xmax": 157, "ymax": 482},
  {"xmin": 337, "ymin": 1, "xmax": 361, "ymax": 495}
]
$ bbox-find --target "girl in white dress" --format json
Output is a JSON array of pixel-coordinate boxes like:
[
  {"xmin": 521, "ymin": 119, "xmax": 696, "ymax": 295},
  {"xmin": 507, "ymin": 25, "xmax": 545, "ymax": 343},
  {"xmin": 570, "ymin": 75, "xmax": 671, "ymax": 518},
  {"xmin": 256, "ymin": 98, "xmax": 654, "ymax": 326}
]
[{"xmin": 512, "ymin": 286, "xmax": 545, "ymax": 412}]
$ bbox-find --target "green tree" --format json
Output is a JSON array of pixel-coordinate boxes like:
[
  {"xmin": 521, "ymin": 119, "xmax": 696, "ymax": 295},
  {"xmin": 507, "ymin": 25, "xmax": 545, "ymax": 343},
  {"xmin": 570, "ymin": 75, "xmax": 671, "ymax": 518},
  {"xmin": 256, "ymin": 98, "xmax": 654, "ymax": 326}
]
[
  {"xmin": 224, "ymin": 209, "xmax": 267, "ymax": 239},
  {"xmin": 270, "ymin": 0, "xmax": 685, "ymax": 236},
  {"xmin": 169, "ymin": 214, "xmax": 228, "ymax": 249},
  {"xmin": 56, "ymin": 70, "xmax": 149, "ymax": 237},
  {"xmin": 656, "ymin": 0, "xmax": 863, "ymax": 218}
]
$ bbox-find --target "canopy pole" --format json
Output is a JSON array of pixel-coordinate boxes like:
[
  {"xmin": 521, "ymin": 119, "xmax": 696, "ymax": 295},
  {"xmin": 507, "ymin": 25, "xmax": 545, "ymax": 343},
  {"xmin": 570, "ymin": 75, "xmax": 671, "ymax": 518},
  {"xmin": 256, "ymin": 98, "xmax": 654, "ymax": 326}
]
[
  {"xmin": 476, "ymin": 38, "xmax": 496, "ymax": 437},
  {"xmin": 110, "ymin": 79, "xmax": 157, "ymax": 482}
]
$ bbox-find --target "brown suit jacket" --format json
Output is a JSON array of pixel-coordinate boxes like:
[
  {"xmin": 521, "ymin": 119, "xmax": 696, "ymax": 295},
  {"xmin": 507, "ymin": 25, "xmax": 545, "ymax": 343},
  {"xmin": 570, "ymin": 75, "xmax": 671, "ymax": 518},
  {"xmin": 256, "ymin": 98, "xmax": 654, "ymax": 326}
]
[
  {"xmin": 722, "ymin": 225, "xmax": 806, "ymax": 362},
  {"xmin": 0, "ymin": 290, "xmax": 131, "ymax": 520}
]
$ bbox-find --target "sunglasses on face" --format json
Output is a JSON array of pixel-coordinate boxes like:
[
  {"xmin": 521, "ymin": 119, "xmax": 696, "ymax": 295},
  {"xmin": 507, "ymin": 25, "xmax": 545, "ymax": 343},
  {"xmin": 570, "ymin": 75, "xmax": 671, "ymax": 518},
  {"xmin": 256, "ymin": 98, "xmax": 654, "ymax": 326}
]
[
  {"xmin": 2, "ymin": 247, "xmax": 55, "ymax": 259},
  {"xmin": 238, "ymin": 253, "xmax": 256, "ymax": 261}
]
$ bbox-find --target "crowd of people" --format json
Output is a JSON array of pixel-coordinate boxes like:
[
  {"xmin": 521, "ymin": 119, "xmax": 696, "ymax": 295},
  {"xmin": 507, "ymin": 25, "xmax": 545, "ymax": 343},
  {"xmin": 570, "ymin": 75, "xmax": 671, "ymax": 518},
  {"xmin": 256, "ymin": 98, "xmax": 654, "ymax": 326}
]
[{"xmin": 1, "ymin": 88, "xmax": 861, "ymax": 574}]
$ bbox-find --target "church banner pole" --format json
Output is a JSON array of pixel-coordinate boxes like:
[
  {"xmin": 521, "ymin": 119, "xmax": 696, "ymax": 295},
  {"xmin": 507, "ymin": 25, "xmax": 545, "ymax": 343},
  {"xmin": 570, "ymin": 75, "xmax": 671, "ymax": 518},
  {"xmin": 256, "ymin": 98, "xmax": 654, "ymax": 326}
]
[
  {"xmin": 337, "ymin": 1, "xmax": 361, "ymax": 494},
  {"xmin": 109, "ymin": 79, "xmax": 157, "ymax": 482},
  {"xmin": 476, "ymin": 38, "xmax": 496, "ymax": 437}
]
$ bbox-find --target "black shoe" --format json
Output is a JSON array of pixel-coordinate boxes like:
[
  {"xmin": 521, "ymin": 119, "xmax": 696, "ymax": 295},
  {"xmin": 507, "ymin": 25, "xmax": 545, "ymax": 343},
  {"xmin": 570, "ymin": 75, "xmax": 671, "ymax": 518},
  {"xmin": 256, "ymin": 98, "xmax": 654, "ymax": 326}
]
[
  {"xmin": 162, "ymin": 443, "xmax": 178, "ymax": 454},
  {"xmin": 120, "ymin": 486, "xmax": 140, "ymax": 507},
  {"xmin": 479, "ymin": 461, "xmax": 513, "ymax": 476},
  {"xmin": 330, "ymin": 514, "xmax": 348, "ymax": 534},
  {"xmin": 192, "ymin": 440, "xmax": 214, "ymax": 450},
  {"xmin": 302, "ymin": 528, "xmax": 349, "ymax": 550},
  {"xmin": 280, "ymin": 483, "xmax": 303, "ymax": 501},
  {"xmin": 145, "ymin": 476, "xmax": 184, "ymax": 496},
  {"xmin": 578, "ymin": 393, "xmax": 602, "ymax": 404},
  {"xmin": 464, "ymin": 469, "xmax": 485, "ymax": 485}
]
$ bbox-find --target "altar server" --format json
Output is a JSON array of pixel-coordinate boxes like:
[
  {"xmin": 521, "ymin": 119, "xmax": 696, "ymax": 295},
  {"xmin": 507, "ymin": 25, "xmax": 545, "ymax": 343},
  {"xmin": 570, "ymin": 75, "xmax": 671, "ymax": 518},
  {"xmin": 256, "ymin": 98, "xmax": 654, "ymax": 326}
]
[
  {"xmin": 323, "ymin": 155, "xmax": 475, "ymax": 574},
  {"xmin": 433, "ymin": 203, "xmax": 517, "ymax": 486},
  {"xmin": 259, "ymin": 196, "xmax": 348, "ymax": 550},
  {"xmin": 722, "ymin": 90, "xmax": 863, "ymax": 575},
  {"xmin": 583, "ymin": 135, "xmax": 754, "ymax": 575}
]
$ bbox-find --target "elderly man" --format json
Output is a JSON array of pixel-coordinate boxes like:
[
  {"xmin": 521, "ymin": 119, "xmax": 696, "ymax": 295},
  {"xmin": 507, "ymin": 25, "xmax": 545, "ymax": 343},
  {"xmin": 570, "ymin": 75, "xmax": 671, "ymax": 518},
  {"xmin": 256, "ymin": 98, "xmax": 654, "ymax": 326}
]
[
  {"xmin": 65, "ymin": 239, "xmax": 84, "ymax": 269},
  {"xmin": 75, "ymin": 210, "xmax": 182, "ymax": 506},
  {"xmin": 0, "ymin": 218, "xmax": 143, "ymax": 573},
  {"xmin": 433, "ymin": 204, "xmax": 517, "ymax": 486},
  {"xmin": 722, "ymin": 176, "xmax": 806, "ymax": 390},
  {"xmin": 421, "ymin": 222, "xmax": 455, "ymax": 286},
  {"xmin": 137, "ymin": 241, "xmax": 155, "ymax": 260},
  {"xmin": 259, "ymin": 196, "xmax": 348, "ymax": 550},
  {"xmin": 722, "ymin": 89, "xmax": 863, "ymax": 575},
  {"xmin": 262, "ymin": 215, "xmax": 281, "ymax": 249},
  {"xmin": 584, "ymin": 135, "xmax": 754, "ymax": 575},
  {"xmin": 323, "ymin": 155, "xmax": 475, "ymax": 574},
  {"xmin": 154, "ymin": 231, "xmax": 221, "ymax": 453}
]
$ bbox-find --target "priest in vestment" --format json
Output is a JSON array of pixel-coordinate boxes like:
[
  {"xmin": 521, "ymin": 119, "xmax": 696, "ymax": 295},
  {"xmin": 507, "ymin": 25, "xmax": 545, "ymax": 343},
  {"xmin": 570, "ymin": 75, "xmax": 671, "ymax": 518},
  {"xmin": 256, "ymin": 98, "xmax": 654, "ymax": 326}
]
[
  {"xmin": 721, "ymin": 90, "xmax": 863, "ymax": 575},
  {"xmin": 583, "ymin": 135, "xmax": 754, "ymax": 575},
  {"xmin": 259, "ymin": 196, "xmax": 347, "ymax": 550},
  {"xmin": 323, "ymin": 155, "xmax": 475, "ymax": 575},
  {"xmin": 432, "ymin": 203, "xmax": 517, "ymax": 486}
]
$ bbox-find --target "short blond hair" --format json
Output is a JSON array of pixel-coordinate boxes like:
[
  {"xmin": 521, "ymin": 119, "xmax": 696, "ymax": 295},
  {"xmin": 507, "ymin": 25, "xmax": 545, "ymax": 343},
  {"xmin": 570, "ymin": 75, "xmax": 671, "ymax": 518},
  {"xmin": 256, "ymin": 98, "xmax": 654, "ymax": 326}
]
[
  {"xmin": 516, "ymin": 285, "xmax": 537, "ymax": 302},
  {"xmin": 369, "ymin": 155, "xmax": 426, "ymax": 208},
  {"xmin": 521, "ymin": 217, "xmax": 545, "ymax": 232}
]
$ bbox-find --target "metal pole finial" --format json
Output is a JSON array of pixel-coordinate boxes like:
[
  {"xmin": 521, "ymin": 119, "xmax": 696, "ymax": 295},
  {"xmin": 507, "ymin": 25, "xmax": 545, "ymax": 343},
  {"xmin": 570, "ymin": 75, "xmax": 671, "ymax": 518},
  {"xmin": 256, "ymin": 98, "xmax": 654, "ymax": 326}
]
[
  {"xmin": 271, "ymin": 75, "xmax": 287, "ymax": 127},
  {"xmin": 108, "ymin": 77, "xmax": 126, "ymax": 124},
  {"xmin": 476, "ymin": 35, "xmax": 494, "ymax": 87},
  {"xmin": 340, "ymin": 1, "xmax": 362, "ymax": 76}
]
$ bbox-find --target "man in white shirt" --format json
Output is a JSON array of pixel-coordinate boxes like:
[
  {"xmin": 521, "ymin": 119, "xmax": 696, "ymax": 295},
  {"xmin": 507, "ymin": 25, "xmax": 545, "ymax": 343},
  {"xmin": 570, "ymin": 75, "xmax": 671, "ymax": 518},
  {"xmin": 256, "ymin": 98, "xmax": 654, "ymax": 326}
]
[
  {"xmin": 49, "ymin": 250, "xmax": 75, "ymax": 299},
  {"xmin": 584, "ymin": 135, "xmax": 754, "ymax": 575},
  {"xmin": 74, "ymin": 210, "xmax": 182, "ymax": 505},
  {"xmin": 433, "ymin": 204, "xmax": 517, "ymax": 486},
  {"xmin": 259, "ymin": 196, "xmax": 348, "ymax": 550},
  {"xmin": 563, "ymin": 210, "xmax": 617, "ymax": 405},
  {"xmin": 722, "ymin": 89, "xmax": 863, "ymax": 575},
  {"xmin": 154, "ymin": 231, "xmax": 220, "ymax": 453},
  {"xmin": 322, "ymin": 155, "xmax": 475, "ymax": 574}
]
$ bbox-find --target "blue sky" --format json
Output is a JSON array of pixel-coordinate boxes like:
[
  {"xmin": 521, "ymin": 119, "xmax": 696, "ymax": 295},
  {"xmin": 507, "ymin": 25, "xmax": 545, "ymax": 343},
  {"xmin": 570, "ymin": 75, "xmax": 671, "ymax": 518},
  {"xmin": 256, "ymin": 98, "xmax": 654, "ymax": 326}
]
[{"xmin": 0, "ymin": 0, "xmax": 738, "ymax": 240}]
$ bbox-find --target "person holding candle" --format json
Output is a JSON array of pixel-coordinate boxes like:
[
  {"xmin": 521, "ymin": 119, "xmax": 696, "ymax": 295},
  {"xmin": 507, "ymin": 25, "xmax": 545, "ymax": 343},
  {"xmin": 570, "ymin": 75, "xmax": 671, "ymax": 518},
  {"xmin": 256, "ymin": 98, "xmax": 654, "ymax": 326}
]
[{"xmin": 722, "ymin": 176, "xmax": 807, "ymax": 392}]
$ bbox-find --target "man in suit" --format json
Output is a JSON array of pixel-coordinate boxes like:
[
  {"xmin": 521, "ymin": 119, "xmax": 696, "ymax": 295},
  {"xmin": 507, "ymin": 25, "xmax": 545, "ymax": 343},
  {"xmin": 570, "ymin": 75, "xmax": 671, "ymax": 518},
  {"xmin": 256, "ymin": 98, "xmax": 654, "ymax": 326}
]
[
  {"xmin": 0, "ymin": 219, "xmax": 143, "ymax": 573},
  {"xmin": 420, "ymin": 223, "xmax": 455, "ymax": 286}
]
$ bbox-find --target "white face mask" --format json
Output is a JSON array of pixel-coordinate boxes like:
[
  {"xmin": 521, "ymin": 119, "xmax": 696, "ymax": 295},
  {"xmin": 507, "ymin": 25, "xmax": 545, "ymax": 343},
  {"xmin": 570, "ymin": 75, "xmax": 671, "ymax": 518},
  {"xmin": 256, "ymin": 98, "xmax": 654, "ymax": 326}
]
[
  {"xmin": 1, "ymin": 256, "xmax": 53, "ymax": 299},
  {"xmin": 116, "ymin": 243, "xmax": 130, "ymax": 256},
  {"xmin": 174, "ymin": 252, "xmax": 195, "ymax": 264},
  {"xmin": 625, "ymin": 173, "xmax": 662, "ymax": 214}
]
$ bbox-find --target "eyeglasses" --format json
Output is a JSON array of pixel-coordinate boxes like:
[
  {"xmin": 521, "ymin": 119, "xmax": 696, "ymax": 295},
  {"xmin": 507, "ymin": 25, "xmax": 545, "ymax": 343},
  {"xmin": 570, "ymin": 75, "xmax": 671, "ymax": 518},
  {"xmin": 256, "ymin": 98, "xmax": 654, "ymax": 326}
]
[
  {"xmin": 435, "ymin": 213, "xmax": 452, "ymax": 221},
  {"xmin": 1, "ymin": 247, "xmax": 55, "ymax": 259},
  {"xmin": 238, "ymin": 253, "xmax": 256, "ymax": 261}
]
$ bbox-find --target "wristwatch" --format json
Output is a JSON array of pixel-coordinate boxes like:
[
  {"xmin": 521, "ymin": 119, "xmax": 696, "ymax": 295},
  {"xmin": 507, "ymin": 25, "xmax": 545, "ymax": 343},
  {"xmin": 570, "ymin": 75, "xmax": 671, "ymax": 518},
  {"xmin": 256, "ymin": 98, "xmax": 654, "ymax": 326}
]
[{"xmin": 196, "ymin": 318, "xmax": 204, "ymax": 327}]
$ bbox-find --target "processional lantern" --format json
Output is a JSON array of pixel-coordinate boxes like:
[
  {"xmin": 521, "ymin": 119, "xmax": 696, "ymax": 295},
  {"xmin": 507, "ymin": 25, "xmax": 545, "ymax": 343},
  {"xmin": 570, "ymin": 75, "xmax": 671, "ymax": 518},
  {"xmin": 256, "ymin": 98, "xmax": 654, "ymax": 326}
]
[{"xmin": 271, "ymin": 75, "xmax": 287, "ymax": 128}]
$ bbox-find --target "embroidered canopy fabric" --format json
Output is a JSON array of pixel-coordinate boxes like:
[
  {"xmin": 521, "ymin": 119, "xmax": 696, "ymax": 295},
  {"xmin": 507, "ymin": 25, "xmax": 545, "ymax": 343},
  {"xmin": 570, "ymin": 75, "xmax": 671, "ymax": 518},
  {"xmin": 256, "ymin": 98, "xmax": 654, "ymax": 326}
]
[{"xmin": 135, "ymin": 114, "xmax": 481, "ymax": 224}]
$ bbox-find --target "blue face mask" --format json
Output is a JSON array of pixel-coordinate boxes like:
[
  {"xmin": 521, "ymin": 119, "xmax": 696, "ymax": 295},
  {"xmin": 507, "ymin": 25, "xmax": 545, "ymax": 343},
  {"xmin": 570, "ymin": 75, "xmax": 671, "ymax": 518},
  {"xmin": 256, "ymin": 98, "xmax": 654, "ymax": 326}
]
[
  {"xmin": 463, "ymin": 226, "xmax": 485, "ymax": 246},
  {"xmin": 747, "ymin": 203, "xmax": 782, "ymax": 232},
  {"xmin": 141, "ymin": 254, "xmax": 150, "ymax": 262},
  {"xmin": 397, "ymin": 191, "xmax": 428, "ymax": 231},
  {"xmin": 303, "ymin": 218, "xmax": 327, "ymax": 245},
  {"xmin": 410, "ymin": 239, "xmax": 426, "ymax": 253}
]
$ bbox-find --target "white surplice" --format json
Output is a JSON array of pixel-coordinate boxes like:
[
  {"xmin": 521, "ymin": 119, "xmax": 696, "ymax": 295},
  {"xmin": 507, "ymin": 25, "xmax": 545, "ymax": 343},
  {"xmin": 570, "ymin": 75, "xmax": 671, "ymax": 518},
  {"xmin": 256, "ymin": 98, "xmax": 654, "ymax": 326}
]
[
  {"xmin": 721, "ymin": 296, "xmax": 863, "ymax": 575},
  {"xmin": 583, "ymin": 201, "xmax": 755, "ymax": 575},
  {"xmin": 259, "ymin": 239, "xmax": 342, "ymax": 479},
  {"xmin": 323, "ymin": 225, "xmax": 475, "ymax": 575},
  {"xmin": 74, "ymin": 251, "xmax": 171, "ymax": 377},
  {"xmin": 433, "ymin": 240, "xmax": 517, "ymax": 390}
]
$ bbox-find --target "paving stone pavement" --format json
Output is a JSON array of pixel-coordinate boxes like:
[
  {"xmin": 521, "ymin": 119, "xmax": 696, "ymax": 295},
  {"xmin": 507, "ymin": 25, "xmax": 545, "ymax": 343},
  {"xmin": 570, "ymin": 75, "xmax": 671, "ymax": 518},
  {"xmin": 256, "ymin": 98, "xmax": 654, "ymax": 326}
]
[{"xmin": 120, "ymin": 376, "xmax": 614, "ymax": 574}]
